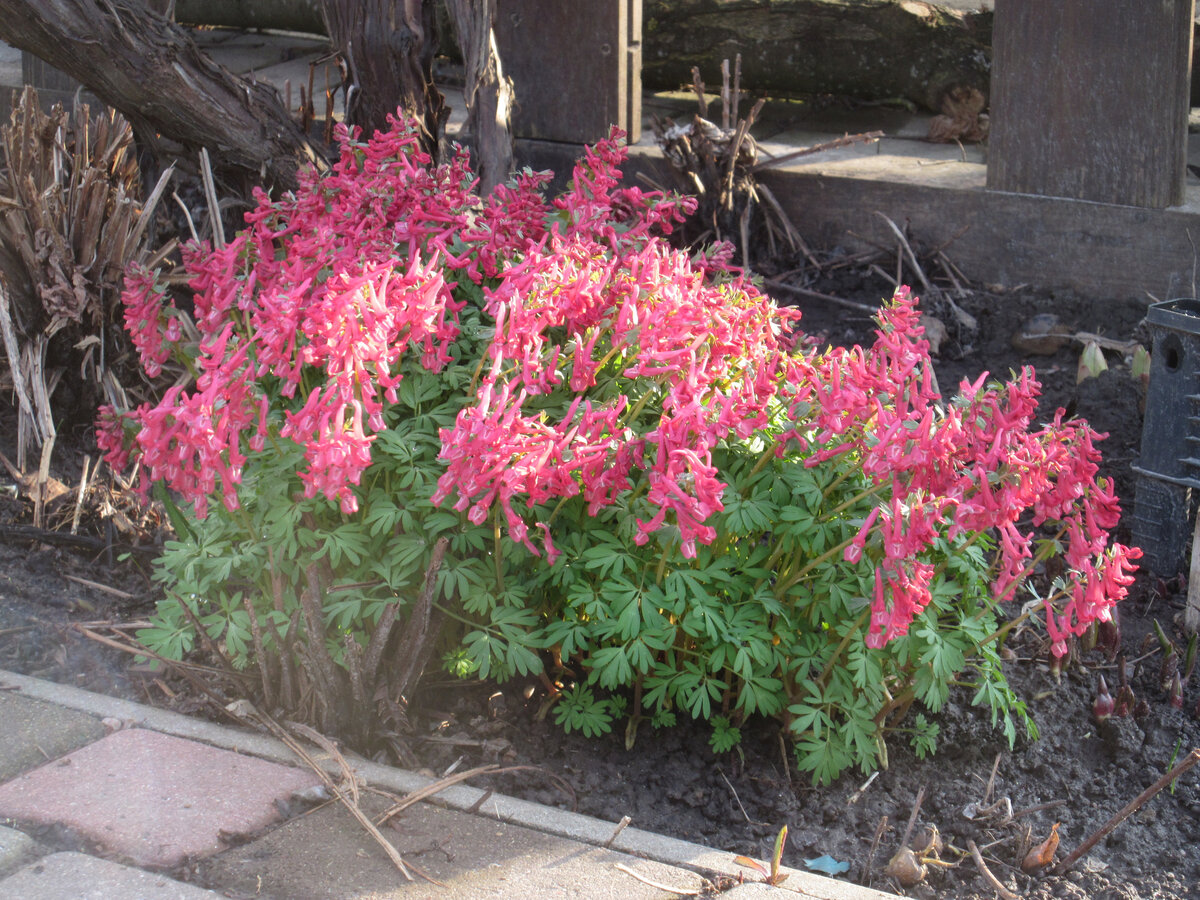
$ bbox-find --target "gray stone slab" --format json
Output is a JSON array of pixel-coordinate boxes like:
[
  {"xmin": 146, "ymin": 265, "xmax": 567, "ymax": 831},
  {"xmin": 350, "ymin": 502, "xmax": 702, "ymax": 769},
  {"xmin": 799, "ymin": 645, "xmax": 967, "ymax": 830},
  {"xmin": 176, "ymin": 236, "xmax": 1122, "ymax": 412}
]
[
  {"xmin": 0, "ymin": 691, "xmax": 105, "ymax": 783},
  {"xmin": 204, "ymin": 798, "xmax": 705, "ymax": 899},
  {"xmin": 722, "ymin": 885, "xmax": 788, "ymax": 898},
  {"xmin": 0, "ymin": 852, "xmax": 221, "ymax": 900},
  {"xmin": 0, "ymin": 728, "xmax": 319, "ymax": 868},
  {"xmin": 0, "ymin": 826, "xmax": 35, "ymax": 878}
]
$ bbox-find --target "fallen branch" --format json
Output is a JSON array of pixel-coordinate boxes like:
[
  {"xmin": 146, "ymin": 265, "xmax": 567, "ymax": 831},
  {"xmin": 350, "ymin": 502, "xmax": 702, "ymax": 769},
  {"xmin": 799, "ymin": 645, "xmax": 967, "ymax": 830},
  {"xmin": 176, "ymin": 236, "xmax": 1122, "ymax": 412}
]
[
  {"xmin": 0, "ymin": 523, "xmax": 159, "ymax": 562},
  {"xmin": 226, "ymin": 699, "xmax": 428, "ymax": 884},
  {"xmin": 375, "ymin": 763, "xmax": 576, "ymax": 825},
  {"xmin": 862, "ymin": 814, "xmax": 888, "ymax": 882},
  {"xmin": 1055, "ymin": 748, "xmax": 1200, "ymax": 874},
  {"xmin": 753, "ymin": 131, "xmax": 884, "ymax": 171},
  {"xmin": 718, "ymin": 769, "xmax": 753, "ymax": 824},
  {"xmin": 603, "ymin": 815, "xmax": 632, "ymax": 848},
  {"xmin": 877, "ymin": 213, "xmax": 933, "ymax": 295},
  {"xmin": 61, "ymin": 574, "xmax": 135, "ymax": 600},
  {"xmin": 763, "ymin": 280, "xmax": 879, "ymax": 316},
  {"xmin": 900, "ymin": 783, "xmax": 926, "ymax": 850}
]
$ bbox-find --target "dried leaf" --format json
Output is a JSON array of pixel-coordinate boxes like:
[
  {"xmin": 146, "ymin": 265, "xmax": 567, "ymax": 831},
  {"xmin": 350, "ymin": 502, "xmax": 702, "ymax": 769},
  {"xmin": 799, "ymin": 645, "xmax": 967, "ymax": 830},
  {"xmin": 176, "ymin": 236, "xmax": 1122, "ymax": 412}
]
[
  {"xmin": 734, "ymin": 855, "xmax": 770, "ymax": 878},
  {"xmin": 927, "ymin": 87, "xmax": 990, "ymax": 143},
  {"xmin": 885, "ymin": 847, "xmax": 928, "ymax": 886},
  {"xmin": 1021, "ymin": 822, "xmax": 1061, "ymax": 873},
  {"xmin": 1012, "ymin": 313, "xmax": 1071, "ymax": 355}
]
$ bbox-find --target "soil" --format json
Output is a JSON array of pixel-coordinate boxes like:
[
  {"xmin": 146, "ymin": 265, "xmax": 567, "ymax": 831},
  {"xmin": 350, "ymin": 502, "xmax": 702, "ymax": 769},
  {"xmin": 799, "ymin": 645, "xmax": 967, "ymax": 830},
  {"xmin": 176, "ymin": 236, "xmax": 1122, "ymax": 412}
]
[{"xmin": 2, "ymin": 266, "xmax": 1199, "ymax": 900}]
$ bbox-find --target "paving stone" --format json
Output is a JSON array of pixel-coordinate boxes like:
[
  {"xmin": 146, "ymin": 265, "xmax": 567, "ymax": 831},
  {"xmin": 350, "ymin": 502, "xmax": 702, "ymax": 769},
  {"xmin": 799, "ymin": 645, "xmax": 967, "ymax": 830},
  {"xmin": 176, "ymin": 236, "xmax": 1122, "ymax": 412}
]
[
  {"xmin": 0, "ymin": 825, "xmax": 35, "ymax": 877},
  {"xmin": 721, "ymin": 885, "xmax": 786, "ymax": 898},
  {"xmin": 0, "ymin": 729, "xmax": 318, "ymax": 868},
  {"xmin": 0, "ymin": 692, "xmax": 105, "ymax": 783},
  {"xmin": 0, "ymin": 852, "xmax": 222, "ymax": 899},
  {"xmin": 204, "ymin": 796, "xmax": 702, "ymax": 899}
]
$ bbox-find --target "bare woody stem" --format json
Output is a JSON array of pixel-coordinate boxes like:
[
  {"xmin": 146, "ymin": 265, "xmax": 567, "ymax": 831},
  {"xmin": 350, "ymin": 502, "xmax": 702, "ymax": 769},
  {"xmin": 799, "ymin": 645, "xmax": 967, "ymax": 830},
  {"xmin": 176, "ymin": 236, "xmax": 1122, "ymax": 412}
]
[
  {"xmin": 1054, "ymin": 748, "xmax": 1200, "ymax": 874},
  {"xmin": 362, "ymin": 536, "xmax": 449, "ymax": 680}
]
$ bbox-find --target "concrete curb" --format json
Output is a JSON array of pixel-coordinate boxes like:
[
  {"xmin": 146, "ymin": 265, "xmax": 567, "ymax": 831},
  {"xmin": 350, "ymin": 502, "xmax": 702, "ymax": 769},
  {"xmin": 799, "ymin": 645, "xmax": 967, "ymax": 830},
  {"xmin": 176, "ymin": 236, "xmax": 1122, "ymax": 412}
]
[{"xmin": 0, "ymin": 669, "xmax": 897, "ymax": 900}]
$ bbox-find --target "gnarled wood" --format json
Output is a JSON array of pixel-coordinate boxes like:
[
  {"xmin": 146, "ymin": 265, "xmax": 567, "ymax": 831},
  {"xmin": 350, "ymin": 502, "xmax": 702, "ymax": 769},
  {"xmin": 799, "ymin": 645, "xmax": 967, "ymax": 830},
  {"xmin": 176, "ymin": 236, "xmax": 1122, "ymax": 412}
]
[
  {"xmin": 443, "ymin": 0, "xmax": 513, "ymax": 194},
  {"xmin": 0, "ymin": 0, "xmax": 321, "ymax": 190}
]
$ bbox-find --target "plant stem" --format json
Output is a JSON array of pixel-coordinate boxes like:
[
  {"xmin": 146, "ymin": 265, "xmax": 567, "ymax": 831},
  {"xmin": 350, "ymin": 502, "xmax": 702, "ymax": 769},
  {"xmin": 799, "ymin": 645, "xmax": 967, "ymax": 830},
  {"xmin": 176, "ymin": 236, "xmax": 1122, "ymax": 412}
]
[
  {"xmin": 746, "ymin": 443, "xmax": 780, "ymax": 483},
  {"xmin": 817, "ymin": 609, "xmax": 871, "ymax": 688},
  {"xmin": 621, "ymin": 379, "xmax": 665, "ymax": 429},
  {"xmin": 775, "ymin": 532, "xmax": 862, "ymax": 597},
  {"xmin": 826, "ymin": 479, "xmax": 886, "ymax": 518},
  {"xmin": 493, "ymin": 512, "xmax": 505, "ymax": 590}
]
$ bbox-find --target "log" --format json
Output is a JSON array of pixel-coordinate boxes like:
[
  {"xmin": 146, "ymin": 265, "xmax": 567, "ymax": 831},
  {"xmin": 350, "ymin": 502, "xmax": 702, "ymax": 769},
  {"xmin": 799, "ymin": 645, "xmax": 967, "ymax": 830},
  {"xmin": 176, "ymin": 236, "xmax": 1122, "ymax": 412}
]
[
  {"xmin": 174, "ymin": 0, "xmax": 326, "ymax": 35},
  {"xmin": 166, "ymin": 0, "xmax": 994, "ymax": 114},
  {"xmin": 0, "ymin": 0, "xmax": 322, "ymax": 191},
  {"xmin": 164, "ymin": 1, "xmax": 1200, "ymax": 120},
  {"xmin": 641, "ymin": 0, "xmax": 992, "ymax": 112}
]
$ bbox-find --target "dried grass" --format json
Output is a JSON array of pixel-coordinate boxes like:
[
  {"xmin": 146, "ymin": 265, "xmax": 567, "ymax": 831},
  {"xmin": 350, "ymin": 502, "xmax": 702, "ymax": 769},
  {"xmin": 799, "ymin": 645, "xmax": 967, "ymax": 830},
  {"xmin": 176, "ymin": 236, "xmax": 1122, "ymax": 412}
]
[{"xmin": 0, "ymin": 85, "xmax": 171, "ymax": 525}]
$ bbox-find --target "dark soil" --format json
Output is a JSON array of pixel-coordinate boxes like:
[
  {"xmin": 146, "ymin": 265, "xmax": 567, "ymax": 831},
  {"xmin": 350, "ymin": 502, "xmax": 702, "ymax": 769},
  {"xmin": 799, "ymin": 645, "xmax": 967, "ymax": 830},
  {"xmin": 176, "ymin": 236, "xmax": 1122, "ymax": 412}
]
[{"xmin": 3, "ymin": 268, "xmax": 1199, "ymax": 900}]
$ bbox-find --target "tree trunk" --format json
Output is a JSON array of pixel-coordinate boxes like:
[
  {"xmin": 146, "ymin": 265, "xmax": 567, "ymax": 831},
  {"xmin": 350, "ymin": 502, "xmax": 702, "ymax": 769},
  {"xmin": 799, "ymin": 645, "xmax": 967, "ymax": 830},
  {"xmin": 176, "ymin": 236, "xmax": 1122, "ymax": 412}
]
[
  {"xmin": 0, "ymin": 0, "xmax": 321, "ymax": 191},
  {"xmin": 320, "ymin": 0, "xmax": 448, "ymax": 156},
  {"xmin": 642, "ymin": 0, "xmax": 993, "ymax": 112},
  {"xmin": 443, "ymin": 0, "xmax": 513, "ymax": 194}
]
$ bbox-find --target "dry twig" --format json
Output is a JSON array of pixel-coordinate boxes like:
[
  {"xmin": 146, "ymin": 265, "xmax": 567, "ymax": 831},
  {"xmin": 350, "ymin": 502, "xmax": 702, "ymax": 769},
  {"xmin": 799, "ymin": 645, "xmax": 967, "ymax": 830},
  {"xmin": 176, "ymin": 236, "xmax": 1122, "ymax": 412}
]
[
  {"xmin": 967, "ymin": 839, "xmax": 1021, "ymax": 900},
  {"xmin": 763, "ymin": 280, "xmax": 879, "ymax": 316},
  {"xmin": 615, "ymin": 863, "xmax": 706, "ymax": 896},
  {"xmin": 1055, "ymin": 748, "xmax": 1200, "ymax": 874},
  {"xmin": 226, "ymin": 699, "xmax": 429, "ymax": 883}
]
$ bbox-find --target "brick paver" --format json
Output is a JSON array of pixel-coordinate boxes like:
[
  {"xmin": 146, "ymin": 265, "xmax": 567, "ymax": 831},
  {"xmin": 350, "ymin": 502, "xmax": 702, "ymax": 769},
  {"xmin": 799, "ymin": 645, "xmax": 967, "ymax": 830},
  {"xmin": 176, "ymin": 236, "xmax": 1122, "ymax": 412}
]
[
  {"xmin": 0, "ymin": 729, "xmax": 318, "ymax": 867},
  {"xmin": 0, "ymin": 852, "xmax": 222, "ymax": 899}
]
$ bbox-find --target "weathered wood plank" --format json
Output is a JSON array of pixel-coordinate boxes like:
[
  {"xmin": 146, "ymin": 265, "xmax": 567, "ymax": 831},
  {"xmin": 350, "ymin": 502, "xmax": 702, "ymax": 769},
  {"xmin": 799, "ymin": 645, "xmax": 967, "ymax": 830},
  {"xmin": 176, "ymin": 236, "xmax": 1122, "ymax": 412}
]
[
  {"xmin": 763, "ymin": 168, "xmax": 1200, "ymax": 303},
  {"xmin": 494, "ymin": 0, "xmax": 641, "ymax": 144},
  {"xmin": 987, "ymin": 0, "xmax": 1194, "ymax": 209},
  {"xmin": 516, "ymin": 137, "xmax": 1200, "ymax": 303}
]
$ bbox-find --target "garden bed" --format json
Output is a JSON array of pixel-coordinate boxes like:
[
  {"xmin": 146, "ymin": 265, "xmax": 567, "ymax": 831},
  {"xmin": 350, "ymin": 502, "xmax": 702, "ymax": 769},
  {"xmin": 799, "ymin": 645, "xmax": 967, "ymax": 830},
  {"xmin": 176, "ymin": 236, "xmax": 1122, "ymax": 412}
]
[{"xmin": 2, "ymin": 267, "xmax": 1197, "ymax": 899}]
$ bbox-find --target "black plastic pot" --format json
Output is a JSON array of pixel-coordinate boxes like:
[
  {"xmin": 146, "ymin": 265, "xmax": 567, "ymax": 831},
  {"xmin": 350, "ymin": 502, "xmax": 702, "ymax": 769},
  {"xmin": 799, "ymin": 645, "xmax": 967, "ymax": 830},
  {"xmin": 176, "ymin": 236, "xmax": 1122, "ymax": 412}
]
[{"xmin": 1132, "ymin": 298, "xmax": 1200, "ymax": 575}]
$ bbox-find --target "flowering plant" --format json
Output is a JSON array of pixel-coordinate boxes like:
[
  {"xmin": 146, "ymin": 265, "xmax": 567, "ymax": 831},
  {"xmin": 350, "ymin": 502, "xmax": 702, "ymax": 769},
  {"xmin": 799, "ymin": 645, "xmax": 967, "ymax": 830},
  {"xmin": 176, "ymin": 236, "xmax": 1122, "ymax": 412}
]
[{"xmin": 102, "ymin": 116, "xmax": 1139, "ymax": 781}]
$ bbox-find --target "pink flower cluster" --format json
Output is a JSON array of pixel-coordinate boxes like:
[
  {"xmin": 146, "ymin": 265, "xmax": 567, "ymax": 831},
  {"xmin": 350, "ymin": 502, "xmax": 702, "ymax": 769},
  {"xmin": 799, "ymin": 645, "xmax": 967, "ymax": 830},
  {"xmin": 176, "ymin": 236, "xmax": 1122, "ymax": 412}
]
[
  {"xmin": 100, "ymin": 114, "xmax": 1137, "ymax": 656},
  {"xmin": 785, "ymin": 287, "xmax": 1140, "ymax": 653},
  {"xmin": 102, "ymin": 116, "xmax": 545, "ymax": 514},
  {"xmin": 431, "ymin": 145, "xmax": 797, "ymax": 561},
  {"xmin": 121, "ymin": 265, "xmax": 181, "ymax": 379}
]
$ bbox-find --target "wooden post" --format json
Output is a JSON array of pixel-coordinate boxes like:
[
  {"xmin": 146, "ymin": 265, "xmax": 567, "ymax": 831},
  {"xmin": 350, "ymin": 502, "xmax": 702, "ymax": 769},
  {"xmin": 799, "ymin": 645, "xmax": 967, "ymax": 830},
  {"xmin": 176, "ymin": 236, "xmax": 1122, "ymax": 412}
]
[
  {"xmin": 493, "ymin": 0, "xmax": 641, "ymax": 144},
  {"xmin": 987, "ymin": 0, "xmax": 1194, "ymax": 209}
]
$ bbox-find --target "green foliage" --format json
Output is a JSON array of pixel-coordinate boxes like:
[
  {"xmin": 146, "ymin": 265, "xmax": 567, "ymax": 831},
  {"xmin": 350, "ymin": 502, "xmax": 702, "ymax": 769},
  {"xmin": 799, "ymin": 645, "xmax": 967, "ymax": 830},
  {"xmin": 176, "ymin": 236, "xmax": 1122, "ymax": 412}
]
[
  {"xmin": 709, "ymin": 715, "xmax": 742, "ymax": 754},
  {"xmin": 552, "ymin": 684, "xmax": 616, "ymax": 738}
]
